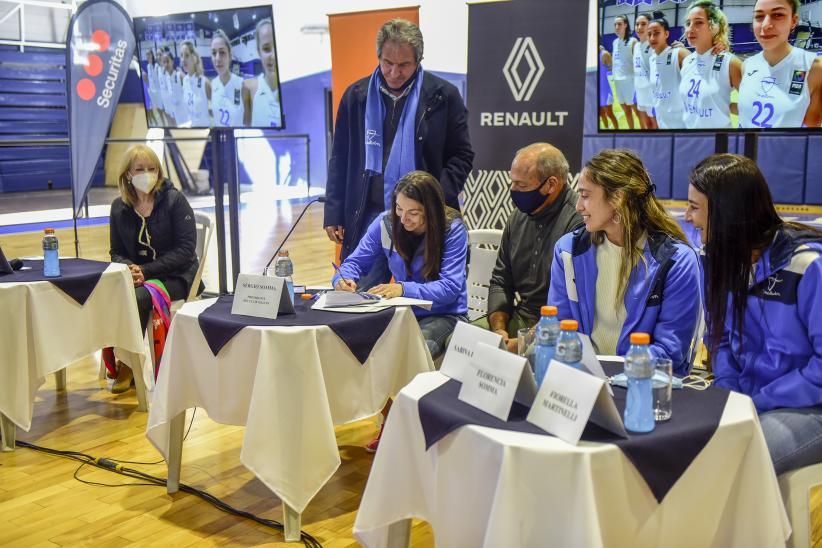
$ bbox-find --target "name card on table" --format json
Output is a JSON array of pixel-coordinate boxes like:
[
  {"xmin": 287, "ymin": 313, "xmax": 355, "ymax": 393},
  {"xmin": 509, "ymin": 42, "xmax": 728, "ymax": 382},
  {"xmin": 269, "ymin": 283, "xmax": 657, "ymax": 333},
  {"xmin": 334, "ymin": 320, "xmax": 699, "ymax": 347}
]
[
  {"xmin": 578, "ymin": 332, "xmax": 613, "ymax": 395},
  {"xmin": 527, "ymin": 360, "xmax": 627, "ymax": 445},
  {"xmin": 231, "ymin": 273, "xmax": 295, "ymax": 320},
  {"xmin": 0, "ymin": 245, "xmax": 12, "ymax": 275},
  {"xmin": 440, "ymin": 322, "xmax": 504, "ymax": 382},
  {"xmin": 457, "ymin": 342, "xmax": 537, "ymax": 421}
]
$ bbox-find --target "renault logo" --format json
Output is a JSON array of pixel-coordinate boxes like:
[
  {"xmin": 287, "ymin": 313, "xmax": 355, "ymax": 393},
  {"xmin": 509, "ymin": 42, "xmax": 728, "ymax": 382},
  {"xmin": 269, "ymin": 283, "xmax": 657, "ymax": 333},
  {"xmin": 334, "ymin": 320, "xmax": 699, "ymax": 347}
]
[{"xmin": 502, "ymin": 37, "xmax": 544, "ymax": 102}]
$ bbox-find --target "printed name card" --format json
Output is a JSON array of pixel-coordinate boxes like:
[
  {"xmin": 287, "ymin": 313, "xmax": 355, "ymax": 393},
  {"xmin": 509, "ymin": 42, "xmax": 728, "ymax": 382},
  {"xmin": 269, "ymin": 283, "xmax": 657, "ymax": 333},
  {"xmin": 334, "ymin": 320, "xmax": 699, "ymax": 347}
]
[
  {"xmin": 231, "ymin": 273, "xmax": 295, "ymax": 319},
  {"xmin": 578, "ymin": 333, "xmax": 613, "ymax": 395},
  {"xmin": 457, "ymin": 342, "xmax": 537, "ymax": 421},
  {"xmin": 440, "ymin": 322, "xmax": 504, "ymax": 383},
  {"xmin": 527, "ymin": 360, "xmax": 627, "ymax": 445}
]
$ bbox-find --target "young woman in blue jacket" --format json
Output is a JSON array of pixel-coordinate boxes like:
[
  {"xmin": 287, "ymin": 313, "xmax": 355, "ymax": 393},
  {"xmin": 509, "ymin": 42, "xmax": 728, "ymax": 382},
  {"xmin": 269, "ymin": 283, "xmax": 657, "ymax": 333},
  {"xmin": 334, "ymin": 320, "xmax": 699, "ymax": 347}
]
[
  {"xmin": 548, "ymin": 149, "xmax": 702, "ymax": 376},
  {"xmin": 686, "ymin": 153, "xmax": 822, "ymax": 474},
  {"xmin": 333, "ymin": 170, "xmax": 468, "ymax": 359}
]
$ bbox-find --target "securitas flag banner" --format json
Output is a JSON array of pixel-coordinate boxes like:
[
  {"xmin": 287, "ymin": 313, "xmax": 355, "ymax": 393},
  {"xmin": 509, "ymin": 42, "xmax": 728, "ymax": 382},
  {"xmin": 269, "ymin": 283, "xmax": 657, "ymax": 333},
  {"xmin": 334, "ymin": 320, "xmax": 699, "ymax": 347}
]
[{"xmin": 66, "ymin": 0, "xmax": 136, "ymax": 215}]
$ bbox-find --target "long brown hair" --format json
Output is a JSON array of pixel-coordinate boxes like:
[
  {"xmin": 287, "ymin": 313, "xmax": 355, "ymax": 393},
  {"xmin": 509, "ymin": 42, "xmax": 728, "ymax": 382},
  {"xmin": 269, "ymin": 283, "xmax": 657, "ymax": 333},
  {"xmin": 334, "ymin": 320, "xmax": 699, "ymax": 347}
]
[
  {"xmin": 391, "ymin": 171, "xmax": 460, "ymax": 280},
  {"xmin": 689, "ymin": 153, "xmax": 821, "ymax": 352},
  {"xmin": 583, "ymin": 149, "xmax": 687, "ymax": 302}
]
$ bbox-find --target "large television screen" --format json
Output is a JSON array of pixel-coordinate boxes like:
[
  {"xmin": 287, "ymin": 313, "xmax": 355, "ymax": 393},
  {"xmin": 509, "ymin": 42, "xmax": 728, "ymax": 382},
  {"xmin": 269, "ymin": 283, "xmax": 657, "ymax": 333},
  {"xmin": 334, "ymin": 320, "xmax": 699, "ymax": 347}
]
[
  {"xmin": 133, "ymin": 5, "xmax": 284, "ymax": 129},
  {"xmin": 597, "ymin": 0, "xmax": 822, "ymax": 132}
]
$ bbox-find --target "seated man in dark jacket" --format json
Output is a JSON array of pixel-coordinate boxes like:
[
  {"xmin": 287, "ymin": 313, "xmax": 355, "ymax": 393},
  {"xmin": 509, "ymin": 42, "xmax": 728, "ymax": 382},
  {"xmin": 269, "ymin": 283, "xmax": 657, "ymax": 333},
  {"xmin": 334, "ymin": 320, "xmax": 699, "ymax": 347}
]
[
  {"xmin": 323, "ymin": 18, "xmax": 474, "ymax": 289},
  {"xmin": 480, "ymin": 143, "xmax": 583, "ymax": 351},
  {"xmin": 109, "ymin": 144, "xmax": 199, "ymax": 391}
]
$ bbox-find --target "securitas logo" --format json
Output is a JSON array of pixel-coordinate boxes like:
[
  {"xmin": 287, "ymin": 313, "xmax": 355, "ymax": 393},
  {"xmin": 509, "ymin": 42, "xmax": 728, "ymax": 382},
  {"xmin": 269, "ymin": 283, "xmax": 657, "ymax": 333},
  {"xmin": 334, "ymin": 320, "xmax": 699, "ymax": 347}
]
[
  {"xmin": 503, "ymin": 37, "xmax": 544, "ymax": 102},
  {"xmin": 75, "ymin": 29, "xmax": 128, "ymax": 109}
]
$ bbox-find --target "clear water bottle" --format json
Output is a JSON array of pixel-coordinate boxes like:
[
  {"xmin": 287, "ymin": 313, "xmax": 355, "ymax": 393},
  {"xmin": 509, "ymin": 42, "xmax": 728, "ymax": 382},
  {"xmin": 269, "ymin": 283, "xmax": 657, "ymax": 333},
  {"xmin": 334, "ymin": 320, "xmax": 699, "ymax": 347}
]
[
  {"xmin": 534, "ymin": 305, "xmax": 560, "ymax": 386},
  {"xmin": 624, "ymin": 332, "xmax": 655, "ymax": 433},
  {"xmin": 42, "ymin": 227, "xmax": 60, "ymax": 277},
  {"xmin": 274, "ymin": 250, "xmax": 294, "ymax": 304},
  {"xmin": 555, "ymin": 319, "xmax": 583, "ymax": 371}
]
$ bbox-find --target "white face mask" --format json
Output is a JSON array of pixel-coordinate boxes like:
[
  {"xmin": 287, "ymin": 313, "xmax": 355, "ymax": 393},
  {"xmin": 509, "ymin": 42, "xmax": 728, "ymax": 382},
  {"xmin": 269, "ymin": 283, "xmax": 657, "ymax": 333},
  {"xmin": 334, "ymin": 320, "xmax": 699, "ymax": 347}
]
[{"xmin": 131, "ymin": 172, "xmax": 157, "ymax": 194}]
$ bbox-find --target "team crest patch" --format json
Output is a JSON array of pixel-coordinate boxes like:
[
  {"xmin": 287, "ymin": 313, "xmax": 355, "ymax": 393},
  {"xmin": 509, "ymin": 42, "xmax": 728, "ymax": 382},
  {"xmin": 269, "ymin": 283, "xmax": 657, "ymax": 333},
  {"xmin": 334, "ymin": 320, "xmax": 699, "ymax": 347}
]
[
  {"xmin": 234, "ymin": 88, "xmax": 241, "ymax": 105},
  {"xmin": 712, "ymin": 54, "xmax": 724, "ymax": 72},
  {"xmin": 790, "ymin": 70, "xmax": 806, "ymax": 95},
  {"xmin": 666, "ymin": 51, "xmax": 673, "ymax": 65},
  {"xmin": 197, "ymin": 77, "xmax": 202, "ymax": 88}
]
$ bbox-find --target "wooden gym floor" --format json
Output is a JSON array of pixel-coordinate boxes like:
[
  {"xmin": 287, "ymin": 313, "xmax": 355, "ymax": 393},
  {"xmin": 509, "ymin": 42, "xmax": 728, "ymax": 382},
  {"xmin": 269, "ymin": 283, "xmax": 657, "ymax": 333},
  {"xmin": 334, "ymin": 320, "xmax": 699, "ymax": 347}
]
[{"xmin": 0, "ymin": 201, "xmax": 819, "ymax": 547}]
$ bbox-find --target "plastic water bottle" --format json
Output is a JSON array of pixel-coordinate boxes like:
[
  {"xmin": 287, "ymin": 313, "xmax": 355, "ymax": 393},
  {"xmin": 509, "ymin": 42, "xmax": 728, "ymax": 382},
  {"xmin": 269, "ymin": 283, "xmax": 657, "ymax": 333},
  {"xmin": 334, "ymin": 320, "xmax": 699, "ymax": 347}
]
[
  {"xmin": 274, "ymin": 250, "xmax": 294, "ymax": 304},
  {"xmin": 624, "ymin": 332, "xmax": 655, "ymax": 433},
  {"xmin": 554, "ymin": 319, "xmax": 583, "ymax": 371},
  {"xmin": 42, "ymin": 228, "xmax": 60, "ymax": 277},
  {"xmin": 534, "ymin": 305, "xmax": 560, "ymax": 386}
]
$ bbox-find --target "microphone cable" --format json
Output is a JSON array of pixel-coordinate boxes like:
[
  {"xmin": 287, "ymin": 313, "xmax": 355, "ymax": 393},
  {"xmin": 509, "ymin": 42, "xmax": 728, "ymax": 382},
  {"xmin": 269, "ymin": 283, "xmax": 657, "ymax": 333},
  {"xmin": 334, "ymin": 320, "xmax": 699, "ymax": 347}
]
[
  {"xmin": 6, "ymin": 416, "xmax": 323, "ymax": 547},
  {"xmin": 263, "ymin": 196, "xmax": 326, "ymax": 272}
]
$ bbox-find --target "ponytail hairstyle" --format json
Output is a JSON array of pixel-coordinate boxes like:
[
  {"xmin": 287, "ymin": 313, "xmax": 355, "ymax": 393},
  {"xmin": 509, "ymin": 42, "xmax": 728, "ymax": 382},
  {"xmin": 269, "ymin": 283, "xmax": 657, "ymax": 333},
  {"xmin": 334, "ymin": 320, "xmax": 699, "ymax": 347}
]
[
  {"xmin": 583, "ymin": 149, "xmax": 686, "ymax": 303},
  {"xmin": 615, "ymin": 14, "xmax": 632, "ymax": 44},
  {"xmin": 688, "ymin": 0, "xmax": 731, "ymax": 50}
]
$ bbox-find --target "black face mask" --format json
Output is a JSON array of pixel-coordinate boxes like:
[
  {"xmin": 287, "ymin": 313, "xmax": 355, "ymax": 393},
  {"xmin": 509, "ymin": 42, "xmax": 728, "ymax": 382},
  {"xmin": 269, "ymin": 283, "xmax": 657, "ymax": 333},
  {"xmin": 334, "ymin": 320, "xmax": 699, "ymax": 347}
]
[{"xmin": 510, "ymin": 177, "xmax": 550, "ymax": 214}]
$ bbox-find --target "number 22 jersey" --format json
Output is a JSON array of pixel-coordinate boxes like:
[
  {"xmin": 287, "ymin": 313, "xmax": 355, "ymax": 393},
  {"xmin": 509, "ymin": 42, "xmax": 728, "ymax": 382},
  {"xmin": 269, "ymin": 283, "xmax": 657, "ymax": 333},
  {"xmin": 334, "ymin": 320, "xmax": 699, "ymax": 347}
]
[
  {"xmin": 738, "ymin": 47, "xmax": 816, "ymax": 129},
  {"xmin": 211, "ymin": 73, "xmax": 245, "ymax": 127}
]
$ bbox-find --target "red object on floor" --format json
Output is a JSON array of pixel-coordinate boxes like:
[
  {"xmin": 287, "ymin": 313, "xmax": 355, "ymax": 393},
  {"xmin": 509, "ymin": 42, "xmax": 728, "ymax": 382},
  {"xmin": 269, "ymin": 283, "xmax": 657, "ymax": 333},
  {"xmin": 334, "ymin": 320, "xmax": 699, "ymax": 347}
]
[{"xmin": 365, "ymin": 423, "xmax": 385, "ymax": 453}]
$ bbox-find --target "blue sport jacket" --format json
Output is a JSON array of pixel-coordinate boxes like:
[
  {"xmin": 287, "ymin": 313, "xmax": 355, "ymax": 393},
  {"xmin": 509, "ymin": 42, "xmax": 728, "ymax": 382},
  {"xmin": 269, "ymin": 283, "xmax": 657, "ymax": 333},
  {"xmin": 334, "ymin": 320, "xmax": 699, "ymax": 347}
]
[
  {"xmin": 332, "ymin": 212, "xmax": 468, "ymax": 318},
  {"xmin": 713, "ymin": 226, "xmax": 822, "ymax": 412},
  {"xmin": 548, "ymin": 228, "xmax": 703, "ymax": 376}
]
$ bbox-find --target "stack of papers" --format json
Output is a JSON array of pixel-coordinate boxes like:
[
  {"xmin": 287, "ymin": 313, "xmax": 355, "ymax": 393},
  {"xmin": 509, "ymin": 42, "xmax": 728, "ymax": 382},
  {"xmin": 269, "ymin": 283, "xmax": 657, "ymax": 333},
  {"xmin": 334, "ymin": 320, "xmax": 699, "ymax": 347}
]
[
  {"xmin": 311, "ymin": 292, "xmax": 434, "ymax": 313},
  {"xmin": 323, "ymin": 290, "xmax": 382, "ymax": 307}
]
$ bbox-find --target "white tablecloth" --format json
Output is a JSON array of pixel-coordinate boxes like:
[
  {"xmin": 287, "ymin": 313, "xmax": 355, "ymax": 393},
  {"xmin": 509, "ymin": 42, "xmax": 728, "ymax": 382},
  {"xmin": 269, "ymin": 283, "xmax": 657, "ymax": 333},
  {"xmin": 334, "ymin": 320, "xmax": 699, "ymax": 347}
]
[
  {"xmin": 146, "ymin": 298, "xmax": 435, "ymax": 514},
  {"xmin": 354, "ymin": 372, "xmax": 791, "ymax": 548},
  {"xmin": 0, "ymin": 262, "xmax": 146, "ymax": 430}
]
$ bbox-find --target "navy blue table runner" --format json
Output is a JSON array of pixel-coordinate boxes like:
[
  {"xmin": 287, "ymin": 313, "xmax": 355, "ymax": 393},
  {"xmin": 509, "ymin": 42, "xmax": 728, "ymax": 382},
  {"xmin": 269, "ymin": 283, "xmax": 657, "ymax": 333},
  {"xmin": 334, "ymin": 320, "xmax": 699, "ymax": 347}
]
[
  {"xmin": 0, "ymin": 259, "xmax": 109, "ymax": 305},
  {"xmin": 197, "ymin": 295, "xmax": 395, "ymax": 364},
  {"xmin": 418, "ymin": 363, "xmax": 730, "ymax": 502}
]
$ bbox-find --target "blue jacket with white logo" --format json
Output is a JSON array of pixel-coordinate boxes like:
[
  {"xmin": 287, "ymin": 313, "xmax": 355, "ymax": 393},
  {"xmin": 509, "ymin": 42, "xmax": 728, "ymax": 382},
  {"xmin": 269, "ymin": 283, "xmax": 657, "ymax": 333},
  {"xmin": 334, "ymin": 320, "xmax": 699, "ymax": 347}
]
[
  {"xmin": 548, "ymin": 228, "xmax": 703, "ymax": 376},
  {"xmin": 713, "ymin": 226, "xmax": 822, "ymax": 412},
  {"xmin": 332, "ymin": 212, "xmax": 468, "ymax": 318}
]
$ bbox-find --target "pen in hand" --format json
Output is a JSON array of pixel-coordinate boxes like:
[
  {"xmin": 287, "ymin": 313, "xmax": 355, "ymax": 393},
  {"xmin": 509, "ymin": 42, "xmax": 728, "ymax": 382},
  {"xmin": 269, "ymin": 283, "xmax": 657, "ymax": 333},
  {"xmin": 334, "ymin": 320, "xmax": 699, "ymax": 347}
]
[{"xmin": 331, "ymin": 262, "xmax": 356, "ymax": 291}]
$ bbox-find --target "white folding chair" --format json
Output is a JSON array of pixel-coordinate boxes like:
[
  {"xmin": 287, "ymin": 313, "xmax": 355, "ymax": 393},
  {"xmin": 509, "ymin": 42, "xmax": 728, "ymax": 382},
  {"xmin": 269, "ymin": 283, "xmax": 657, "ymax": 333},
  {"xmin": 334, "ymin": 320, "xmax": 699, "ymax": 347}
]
[
  {"xmin": 778, "ymin": 461, "xmax": 822, "ymax": 548},
  {"xmin": 466, "ymin": 229, "xmax": 503, "ymax": 321}
]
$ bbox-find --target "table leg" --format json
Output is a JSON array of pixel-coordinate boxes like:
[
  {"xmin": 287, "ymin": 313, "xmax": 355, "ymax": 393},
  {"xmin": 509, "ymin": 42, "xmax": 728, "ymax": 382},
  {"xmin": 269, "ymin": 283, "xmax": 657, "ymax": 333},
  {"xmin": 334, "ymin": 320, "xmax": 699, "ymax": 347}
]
[
  {"xmin": 166, "ymin": 411, "xmax": 186, "ymax": 493},
  {"xmin": 54, "ymin": 369, "xmax": 67, "ymax": 391},
  {"xmin": 0, "ymin": 413, "xmax": 16, "ymax": 452},
  {"xmin": 283, "ymin": 503, "xmax": 301, "ymax": 542},
  {"xmin": 386, "ymin": 519, "xmax": 412, "ymax": 548}
]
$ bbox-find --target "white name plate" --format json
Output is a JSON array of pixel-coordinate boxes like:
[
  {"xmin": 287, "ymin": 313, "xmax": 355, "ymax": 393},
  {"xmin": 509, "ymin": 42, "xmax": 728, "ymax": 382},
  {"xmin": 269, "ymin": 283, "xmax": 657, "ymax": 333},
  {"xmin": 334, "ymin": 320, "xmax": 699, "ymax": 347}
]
[
  {"xmin": 527, "ymin": 360, "xmax": 627, "ymax": 445},
  {"xmin": 440, "ymin": 321, "xmax": 504, "ymax": 382},
  {"xmin": 231, "ymin": 273, "xmax": 295, "ymax": 320},
  {"xmin": 457, "ymin": 342, "xmax": 537, "ymax": 421},
  {"xmin": 578, "ymin": 333, "xmax": 613, "ymax": 396}
]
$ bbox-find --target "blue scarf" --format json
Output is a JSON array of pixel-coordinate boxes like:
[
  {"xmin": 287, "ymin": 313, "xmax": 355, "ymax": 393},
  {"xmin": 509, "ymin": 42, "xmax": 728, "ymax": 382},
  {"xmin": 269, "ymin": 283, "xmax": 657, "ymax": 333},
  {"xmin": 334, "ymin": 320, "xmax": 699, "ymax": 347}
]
[{"xmin": 364, "ymin": 66, "xmax": 424, "ymax": 209}]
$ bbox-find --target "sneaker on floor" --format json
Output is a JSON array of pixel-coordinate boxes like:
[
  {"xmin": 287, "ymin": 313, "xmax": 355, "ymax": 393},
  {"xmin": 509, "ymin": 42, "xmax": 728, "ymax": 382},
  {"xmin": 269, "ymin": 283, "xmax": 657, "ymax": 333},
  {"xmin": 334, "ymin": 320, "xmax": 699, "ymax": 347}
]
[
  {"xmin": 365, "ymin": 424, "xmax": 384, "ymax": 453},
  {"xmin": 111, "ymin": 365, "xmax": 133, "ymax": 394}
]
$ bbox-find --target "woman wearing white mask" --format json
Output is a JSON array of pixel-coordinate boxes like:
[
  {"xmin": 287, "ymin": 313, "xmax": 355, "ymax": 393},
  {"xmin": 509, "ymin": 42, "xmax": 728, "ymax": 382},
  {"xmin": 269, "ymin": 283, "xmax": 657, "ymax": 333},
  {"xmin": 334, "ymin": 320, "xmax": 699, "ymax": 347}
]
[{"xmin": 109, "ymin": 145, "xmax": 200, "ymax": 391}]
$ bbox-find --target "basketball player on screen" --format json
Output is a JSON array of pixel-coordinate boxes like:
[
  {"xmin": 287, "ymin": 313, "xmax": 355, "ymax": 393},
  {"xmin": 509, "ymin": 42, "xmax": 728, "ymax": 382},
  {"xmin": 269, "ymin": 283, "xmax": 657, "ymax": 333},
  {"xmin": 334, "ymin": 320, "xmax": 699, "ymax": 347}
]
[
  {"xmin": 244, "ymin": 18, "xmax": 283, "ymax": 128},
  {"xmin": 680, "ymin": 1, "xmax": 742, "ymax": 129},
  {"xmin": 648, "ymin": 13, "xmax": 689, "ymax": 129},
  {"xmin": 632, "ymin": 13, "xmax": 657, "ymax": 129},
  {"xmin": 611, "ymin": 15, "xmax": 640, "ymax": 129},
  {"xmin": 598, "ymin": 47, "xmax": 620, "ymax": 129},
  {"xmin": 210, "ymin": 30, "xmax": 245, "ymax": 128},
  {"xmin": 738, "ymin": 0, "xmax": 822, "ymax": 128},
  {"xmin": 180, "ymin": 41, "xmax": 212, "ymax": 128}
]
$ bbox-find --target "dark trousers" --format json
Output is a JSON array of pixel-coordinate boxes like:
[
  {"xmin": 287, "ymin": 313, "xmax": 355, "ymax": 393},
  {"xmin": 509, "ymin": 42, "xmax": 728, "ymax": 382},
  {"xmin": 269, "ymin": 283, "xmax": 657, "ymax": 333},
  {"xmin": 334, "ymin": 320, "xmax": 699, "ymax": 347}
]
[{"xmin": 135, "ymin": 277, "xmax": 188, "ymax": 331}]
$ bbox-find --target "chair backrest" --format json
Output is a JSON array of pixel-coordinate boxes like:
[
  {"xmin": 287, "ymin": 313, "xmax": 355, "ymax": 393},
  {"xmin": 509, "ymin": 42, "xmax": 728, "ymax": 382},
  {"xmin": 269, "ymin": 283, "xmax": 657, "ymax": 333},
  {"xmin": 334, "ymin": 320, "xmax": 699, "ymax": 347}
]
[
  {"xmin": 466, "ymin": 229, "xmax": 503, "ymax": 321},
  {"xmin": 778, "ymin": 461, "xmax": 822, "ymax": 548},
  {"xmin": 187, "ymin": 211, "xmax": 214, "ymax": 301}
]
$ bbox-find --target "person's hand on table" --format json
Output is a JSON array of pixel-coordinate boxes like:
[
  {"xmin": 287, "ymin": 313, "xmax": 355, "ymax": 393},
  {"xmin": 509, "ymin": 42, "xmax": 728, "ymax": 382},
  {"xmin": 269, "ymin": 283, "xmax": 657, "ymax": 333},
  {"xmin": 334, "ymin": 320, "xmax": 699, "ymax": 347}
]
[
  {"xmin": 494, "ymin": 329, "xmax": 518, "ymax": 353},
  {"xmin": 129, "ymin": 264, "xmax": 145, "ymax": 286},
  {"xmin": 368, "ymin": 283, "xmax": 403, "ymax": 299},
  {"xmin": 335, "ymin": 278, "xmax": 357, "ymax": 292},
  {"xmin": 324, "ymin": 225, "xmax": 344, "ymax": 244}
]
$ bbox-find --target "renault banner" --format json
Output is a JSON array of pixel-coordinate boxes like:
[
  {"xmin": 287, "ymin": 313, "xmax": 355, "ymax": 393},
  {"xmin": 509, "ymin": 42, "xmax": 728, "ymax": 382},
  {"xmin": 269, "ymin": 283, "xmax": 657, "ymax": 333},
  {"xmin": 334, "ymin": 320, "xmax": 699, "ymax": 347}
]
[
  {"xmin": 66, "ymin": 0, "xmax": 136, "ymax": 214},
  {"xmin": 464, "ymin": 0, "xmax": 588, "ymax": 229}
]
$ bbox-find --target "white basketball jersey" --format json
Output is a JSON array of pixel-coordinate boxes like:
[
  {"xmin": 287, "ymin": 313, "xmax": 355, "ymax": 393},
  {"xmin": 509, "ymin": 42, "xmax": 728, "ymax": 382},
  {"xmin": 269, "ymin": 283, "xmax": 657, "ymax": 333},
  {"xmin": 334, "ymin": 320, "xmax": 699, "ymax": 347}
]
[
  {"xmin": 679, "ymin": 51, "xmax": 733, "ymax": 129},
  {"xmin": 612, "ymin": 36, "xmax": 637, "ymax": 81},
  {"xmin": 168, "ymin": 70, "xmax": 189, "ymax": 126},
  {"xmin": 251, "ymin": 73, "xmax": 282, "ymax": 128},
  {"xmin": 211, "ymin": 73, "xmax": 245, "ymax": 127},
  {"xmin": 147, "ymin": 62, "xmax": 159, "ymax": 90},
  {"xmin": 738, "ymin": 47, "xmax": 817, "ymax": 129},
  {"xmin": 159, "ymin": 70, "xmax": 175, "ymax": 116},
  {"xmin": 633, "ymin": 41, "xmax": 652, "ymax": 89},
  {"xmin": 183, "ymin": 74, "xmax": 210, "ymax": 127},
  {"xmin": 649, "ymin": 46, "xmax": 685, "ymax": 129}
]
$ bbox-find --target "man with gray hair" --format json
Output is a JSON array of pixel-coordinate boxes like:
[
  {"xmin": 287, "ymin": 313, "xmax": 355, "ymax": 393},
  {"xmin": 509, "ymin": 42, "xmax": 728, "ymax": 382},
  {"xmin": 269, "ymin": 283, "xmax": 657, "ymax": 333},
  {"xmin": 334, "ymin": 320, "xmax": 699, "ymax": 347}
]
[
  {"xmin": 481, "ymin": 143, "xmax": 582, "ymax": 351},
  {"xmin": 324, "ymin": 18, "xmax": 474, "ymax": 289}
]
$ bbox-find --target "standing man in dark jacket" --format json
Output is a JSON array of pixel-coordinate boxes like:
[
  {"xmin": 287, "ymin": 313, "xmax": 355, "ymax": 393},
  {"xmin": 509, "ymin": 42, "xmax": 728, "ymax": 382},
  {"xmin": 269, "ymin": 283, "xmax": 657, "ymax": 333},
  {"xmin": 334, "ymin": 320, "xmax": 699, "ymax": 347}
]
[
  {"xmin": 481, "ymin": 143, "xmax": 583, "ymax": 351},
  {"xmin": 324, "ymin": 18, "xmax": 474, "ymax": 288}
]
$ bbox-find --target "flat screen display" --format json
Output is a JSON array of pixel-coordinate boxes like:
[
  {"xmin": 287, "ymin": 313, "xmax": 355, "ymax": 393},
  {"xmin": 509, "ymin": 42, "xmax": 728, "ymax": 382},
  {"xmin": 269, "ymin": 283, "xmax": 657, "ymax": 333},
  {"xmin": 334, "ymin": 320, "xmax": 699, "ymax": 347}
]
[
  {"xmin": 597, "ymin": 0, "xmax": 822, "ymax": 132},
  {"xmin": 133, "ymin": 5, "xmax": 284, "ymax": 129}
]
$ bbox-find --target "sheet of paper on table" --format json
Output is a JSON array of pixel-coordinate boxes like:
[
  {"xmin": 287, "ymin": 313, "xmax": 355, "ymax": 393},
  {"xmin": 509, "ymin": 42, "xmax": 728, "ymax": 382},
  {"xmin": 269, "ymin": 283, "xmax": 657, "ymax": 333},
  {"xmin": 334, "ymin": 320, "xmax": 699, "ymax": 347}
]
[{"xmin": 311, "ymin": 293, "xmax": 433, "ymax": 313}]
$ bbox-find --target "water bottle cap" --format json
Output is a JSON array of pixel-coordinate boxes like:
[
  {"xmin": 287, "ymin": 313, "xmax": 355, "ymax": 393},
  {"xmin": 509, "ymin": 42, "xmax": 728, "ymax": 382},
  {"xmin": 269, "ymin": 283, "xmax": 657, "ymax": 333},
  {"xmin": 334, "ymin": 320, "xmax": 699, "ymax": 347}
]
[
  {"xmin": 277, "ymin": 250, "xmax": 289, "ymax": 257},
  {"xmin": 630, "ymin": 332, "xmax": 651, "ymax": 345},
  {"xmin": 540, "ymin": 305, "xmax": 557, "ymax": 316},
  {"xmin": 45, "ymin": 228, "xmax": 55, "ymax": 234},
  {"xmin": 559, "ymin": 319, "xmax": 578, "ymax": 331}
]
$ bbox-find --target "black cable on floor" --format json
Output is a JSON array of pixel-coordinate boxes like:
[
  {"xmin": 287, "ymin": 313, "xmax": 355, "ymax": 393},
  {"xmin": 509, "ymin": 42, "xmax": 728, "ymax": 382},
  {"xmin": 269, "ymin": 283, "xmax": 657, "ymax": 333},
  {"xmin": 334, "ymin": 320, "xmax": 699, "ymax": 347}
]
[{"xmin": 12, "ymin": 439, "xmax": 323, "ymax": 548}]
